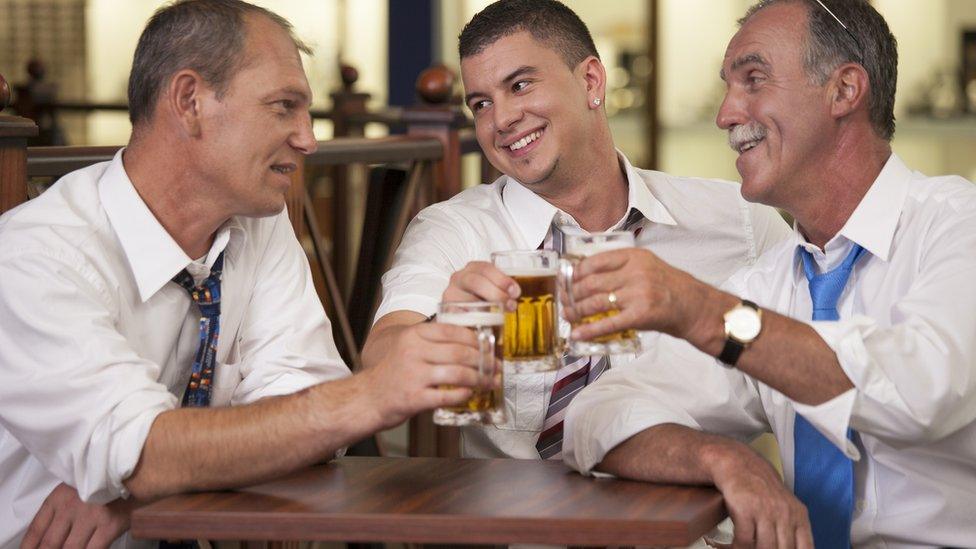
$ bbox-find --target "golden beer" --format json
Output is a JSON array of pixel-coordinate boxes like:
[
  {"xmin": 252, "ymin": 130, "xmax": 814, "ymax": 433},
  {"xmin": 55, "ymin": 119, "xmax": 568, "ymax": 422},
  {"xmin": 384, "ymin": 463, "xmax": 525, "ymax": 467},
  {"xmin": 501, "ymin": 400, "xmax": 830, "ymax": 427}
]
[
  {"xmin": 563, "ymin": 232, "xmax": 641, "ymax": 355},
  {"xmin": 434, "ymin": 303, "xmax": 505, "ymax": 426},
  {"xmin": 492, "ymin": 251, "xmax": 561, "ymax": 373}
]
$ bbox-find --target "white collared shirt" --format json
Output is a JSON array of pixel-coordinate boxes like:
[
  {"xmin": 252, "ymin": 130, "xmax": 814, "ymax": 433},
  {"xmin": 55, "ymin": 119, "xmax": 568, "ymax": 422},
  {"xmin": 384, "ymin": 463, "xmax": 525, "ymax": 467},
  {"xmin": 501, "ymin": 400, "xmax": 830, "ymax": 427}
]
[
  {"xmin": 565, "ymin": 154, "xmax": 976, "ymax": 548},
  {"xmin": 0, "ymin": 151, "xmax": 350, "ymax": 547},
  {"xmin": 376, "ymin": 153, "xmax": 790, "ymax": 459}
]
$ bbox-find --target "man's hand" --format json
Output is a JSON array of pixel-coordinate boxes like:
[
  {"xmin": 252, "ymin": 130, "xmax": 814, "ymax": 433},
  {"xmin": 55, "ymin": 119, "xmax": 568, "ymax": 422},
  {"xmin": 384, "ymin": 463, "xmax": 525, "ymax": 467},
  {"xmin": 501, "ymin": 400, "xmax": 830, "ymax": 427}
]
[
  {"xmin": 563, "ymin": 248, "xmax": 714, "ymax": 342},
  {"xmin": 21, "ymin": 483, "xmax": 134, "ymax": 549},
  {"xmin": 443, "ymin": 261, "xmax": 519, "ymax": 310},
  {"xmin": 363, "ymin": 320, "xmax": 494, "ymax": 430},
  {"xmin": 706, "ymin": 446, "xmax": 813, "ymax": 549}
]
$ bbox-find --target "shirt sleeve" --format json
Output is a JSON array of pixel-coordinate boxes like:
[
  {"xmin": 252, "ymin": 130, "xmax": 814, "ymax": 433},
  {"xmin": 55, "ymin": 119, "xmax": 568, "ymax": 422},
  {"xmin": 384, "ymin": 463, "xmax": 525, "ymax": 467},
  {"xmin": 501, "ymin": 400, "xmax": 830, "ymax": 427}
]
[
  {"xmin": 373, "ymin": 205, "xmax": 476, "ymax": 322},
  {"xmin": 563, "ymin": 332, "xmax": 769, "ymax": 475},
  {"xmin": 794, "ymin": 205, "xmax": 976, "ymax": 452},
  {"xmin": 231, "ymin": 212, "xmax": 351, "ymax": 405},
  {"xmin": 0, "ymin": 250, "xmax": 176, "ymax": 504}
]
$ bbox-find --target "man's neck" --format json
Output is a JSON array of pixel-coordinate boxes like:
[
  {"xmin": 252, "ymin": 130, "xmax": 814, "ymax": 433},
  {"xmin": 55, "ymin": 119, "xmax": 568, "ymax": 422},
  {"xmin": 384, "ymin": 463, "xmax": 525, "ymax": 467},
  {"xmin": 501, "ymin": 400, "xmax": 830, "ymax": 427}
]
[
  {"xmin": 791, "ymin": 134, "xmax": 892, "ymax": 250},
  {"xmin": 123, "ymin": 139, "xmax": 227, "ymax": 259},
  {"xmin": 535, "ymin": 148, "xmax": 630, "ymax": 233}
]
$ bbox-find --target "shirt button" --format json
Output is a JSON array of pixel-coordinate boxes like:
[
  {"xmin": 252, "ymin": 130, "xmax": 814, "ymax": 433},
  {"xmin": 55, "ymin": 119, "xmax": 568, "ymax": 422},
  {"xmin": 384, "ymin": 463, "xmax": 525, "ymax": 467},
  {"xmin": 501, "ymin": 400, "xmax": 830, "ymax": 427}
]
[{"xmin": 854, "ymin": 499, "xmax": 866, "ymax": 514}]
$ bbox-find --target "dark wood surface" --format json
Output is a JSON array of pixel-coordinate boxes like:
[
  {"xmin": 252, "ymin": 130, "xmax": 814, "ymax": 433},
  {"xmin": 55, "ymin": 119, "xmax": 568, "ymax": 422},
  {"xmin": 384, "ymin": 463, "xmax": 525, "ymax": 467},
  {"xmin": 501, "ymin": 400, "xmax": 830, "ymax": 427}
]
[{"xmin": 131, "ymin": 456, "xmax": 726, "ymax": 546}]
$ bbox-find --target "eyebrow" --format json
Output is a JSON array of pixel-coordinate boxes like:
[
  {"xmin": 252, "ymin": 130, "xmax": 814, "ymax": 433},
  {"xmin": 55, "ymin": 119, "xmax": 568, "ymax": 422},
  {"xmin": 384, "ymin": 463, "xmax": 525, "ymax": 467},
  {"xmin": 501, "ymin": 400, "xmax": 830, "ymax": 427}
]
[
  {"xmin": 464, "ymin": 65, "xmax": 538, "ymax": 105},
  {"xmin": 264, "ymin": 86, "xmax": 312, "ymax": 105},
  {"xmin": 719, "ymin": 53, "xmax": 771, "ymax": 81}
]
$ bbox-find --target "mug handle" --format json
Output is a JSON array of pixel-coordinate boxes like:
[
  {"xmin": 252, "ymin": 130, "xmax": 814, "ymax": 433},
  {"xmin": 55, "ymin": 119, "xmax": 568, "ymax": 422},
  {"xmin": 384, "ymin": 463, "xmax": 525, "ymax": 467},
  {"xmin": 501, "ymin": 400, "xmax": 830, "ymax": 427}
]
[{"xmin": 476, "ymin": 326, "xmax": 496, "ymax": 388}]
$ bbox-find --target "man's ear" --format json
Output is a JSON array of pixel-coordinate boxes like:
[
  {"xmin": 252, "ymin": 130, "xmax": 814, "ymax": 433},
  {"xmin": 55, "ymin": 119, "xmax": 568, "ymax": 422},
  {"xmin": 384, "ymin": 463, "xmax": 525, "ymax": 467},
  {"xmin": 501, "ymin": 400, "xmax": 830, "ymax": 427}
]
[
  {"xmin": 829, "ymin": 63, "xmax": 870, "ymax": 120},
  {"xmin": 578, "ymin": 55, "xmax": 607, "ymax": 109},
  {"xmin": 164, "ymin": 69, "xmax": 208, "ymax": 137}
]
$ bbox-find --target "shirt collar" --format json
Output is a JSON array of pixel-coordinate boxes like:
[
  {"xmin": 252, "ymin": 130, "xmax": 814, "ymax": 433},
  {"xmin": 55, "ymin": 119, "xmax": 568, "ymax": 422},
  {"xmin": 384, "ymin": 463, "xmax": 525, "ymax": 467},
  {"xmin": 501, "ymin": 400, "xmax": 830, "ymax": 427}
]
[
  {"xmin": 790, "ymin": 152, "xmax": 911, "ymax": 278},
  {"xmin": 98, "ymin": 149, "xmax": 246, "ymax": 302},
  {"xmin": 835, "ymin": 153, "xmax": 911, "ymax": 262},
  {"xmin": 501, "ymin": 151, "xmax": 677, "ymax": 249}
]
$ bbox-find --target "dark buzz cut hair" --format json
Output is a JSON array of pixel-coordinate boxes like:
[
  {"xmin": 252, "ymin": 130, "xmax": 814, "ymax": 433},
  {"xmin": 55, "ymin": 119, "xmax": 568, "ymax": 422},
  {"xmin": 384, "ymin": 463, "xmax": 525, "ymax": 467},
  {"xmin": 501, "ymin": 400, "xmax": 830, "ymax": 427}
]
[
  {"xmin": 127, "ymin": 0, "xmax": 311, "ymax": 126},
  {"xmin": 740, "ymin": 0, "xmax": 898, "ymax": 141},
  {"xmin": 458, "ymin": 0, "xmax": 599, "ymax": 68}
]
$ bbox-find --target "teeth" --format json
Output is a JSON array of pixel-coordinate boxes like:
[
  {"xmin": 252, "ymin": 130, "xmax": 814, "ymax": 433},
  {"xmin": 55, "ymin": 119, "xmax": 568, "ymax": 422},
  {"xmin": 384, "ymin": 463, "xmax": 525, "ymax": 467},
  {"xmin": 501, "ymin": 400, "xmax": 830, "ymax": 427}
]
[
  {"xmin": 738, "ymin": 139, "xmax": 762, "ymax": 153},
  {"xmin": 509, "ymin": 130, "xmax": 542, "ymax": 151}
]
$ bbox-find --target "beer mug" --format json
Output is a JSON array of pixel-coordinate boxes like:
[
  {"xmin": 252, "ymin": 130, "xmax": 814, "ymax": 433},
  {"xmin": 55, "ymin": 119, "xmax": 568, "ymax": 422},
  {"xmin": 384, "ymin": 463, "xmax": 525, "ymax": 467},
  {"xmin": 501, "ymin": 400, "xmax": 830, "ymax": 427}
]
[
  {"xmin": 491, "ymin": 250, "xmax": 560, "ymax": 373},
  {"xmin": 561, "ymin": 231, "xmax": 641, "ymax": 355},
  {"xmin": 433, "ymin": 301, "xmax": 505, "ymax": 426}
]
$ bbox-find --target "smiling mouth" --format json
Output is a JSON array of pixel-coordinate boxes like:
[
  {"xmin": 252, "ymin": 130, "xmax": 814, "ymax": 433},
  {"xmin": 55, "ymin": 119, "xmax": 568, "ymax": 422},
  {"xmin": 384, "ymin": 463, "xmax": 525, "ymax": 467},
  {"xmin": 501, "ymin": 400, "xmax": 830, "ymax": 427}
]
[
  {"xmin": 506, "ymin": 128, "xmax": 544, "ymax": 152},
  {"xmin": 270, "ymin": 163, "xmax": 296, "ymax": 174},
  {"xmin": 735, "ymin": 137, "xmax": 765, "ymax": 154}
]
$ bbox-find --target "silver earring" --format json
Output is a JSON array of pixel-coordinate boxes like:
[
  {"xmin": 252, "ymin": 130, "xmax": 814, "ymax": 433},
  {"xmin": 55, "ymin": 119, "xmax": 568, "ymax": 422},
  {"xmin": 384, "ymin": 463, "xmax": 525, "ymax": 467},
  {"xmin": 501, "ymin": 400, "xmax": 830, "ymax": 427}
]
[{"xmin": 593, "ymin": 98, "xmax": 602, "ymax": 106}]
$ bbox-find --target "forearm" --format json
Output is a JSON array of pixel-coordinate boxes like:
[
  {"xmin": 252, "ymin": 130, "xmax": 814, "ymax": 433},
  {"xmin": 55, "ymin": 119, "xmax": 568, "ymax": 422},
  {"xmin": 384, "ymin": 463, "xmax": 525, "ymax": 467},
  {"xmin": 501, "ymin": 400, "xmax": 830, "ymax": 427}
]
[
  {"xmin": 597, "ymin": 423, "xmax": 763, "ymax": 487},
  {"xmin": 686, "ymin": 286, "xmax": 852, "ymax": 405},
  {"xmin": 125, "ymin": 372, "xmax": 384, "ymax": 500}
]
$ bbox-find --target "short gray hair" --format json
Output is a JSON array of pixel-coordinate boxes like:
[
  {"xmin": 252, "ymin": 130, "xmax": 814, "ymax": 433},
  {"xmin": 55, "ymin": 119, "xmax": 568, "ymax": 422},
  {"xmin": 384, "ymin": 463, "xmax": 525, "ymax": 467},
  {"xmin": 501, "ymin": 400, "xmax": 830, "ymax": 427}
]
[
  {"xmin": 128, "ymin": 0, "xmax": 311, "ymax": 126},
  {"xmin": 740, "ymin": 0, "xmax": 898, "ymax": 141}
]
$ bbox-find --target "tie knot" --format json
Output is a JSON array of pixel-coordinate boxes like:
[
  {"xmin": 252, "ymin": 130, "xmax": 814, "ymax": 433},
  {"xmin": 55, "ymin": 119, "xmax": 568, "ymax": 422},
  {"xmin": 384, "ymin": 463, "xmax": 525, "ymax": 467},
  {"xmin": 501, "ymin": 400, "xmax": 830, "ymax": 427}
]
[
  {"xmin": 799, "ymin": 244, "xmax": 866, "ymax": 321},
  {"xmin": 173, "ymin": 251, "xmax": 225, "ymax": 318}
]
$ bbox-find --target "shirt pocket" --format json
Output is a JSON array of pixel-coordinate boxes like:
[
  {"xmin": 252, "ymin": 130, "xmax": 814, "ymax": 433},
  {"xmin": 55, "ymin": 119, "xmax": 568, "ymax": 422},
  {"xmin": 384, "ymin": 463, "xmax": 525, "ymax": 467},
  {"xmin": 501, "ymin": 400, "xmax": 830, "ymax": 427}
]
[
  {"xmin": 495, "ymin": 369, "xmax": 551, "ymax": 432},
  {"xmin": 210, "ymin": 361, "xmax": 242, "ymax": 407}
]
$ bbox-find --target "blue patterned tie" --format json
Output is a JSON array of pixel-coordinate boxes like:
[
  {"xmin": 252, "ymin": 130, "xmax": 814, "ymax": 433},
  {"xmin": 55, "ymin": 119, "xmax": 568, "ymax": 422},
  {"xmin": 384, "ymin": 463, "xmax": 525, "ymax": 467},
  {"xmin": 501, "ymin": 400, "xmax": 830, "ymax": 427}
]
[
  {"xmin": 794, "ymin": 243, "xmax": 866, "ymax": 549},
  {"xmin": 172, "ymin": 251, "xmax": 225, "ymax": 408}
]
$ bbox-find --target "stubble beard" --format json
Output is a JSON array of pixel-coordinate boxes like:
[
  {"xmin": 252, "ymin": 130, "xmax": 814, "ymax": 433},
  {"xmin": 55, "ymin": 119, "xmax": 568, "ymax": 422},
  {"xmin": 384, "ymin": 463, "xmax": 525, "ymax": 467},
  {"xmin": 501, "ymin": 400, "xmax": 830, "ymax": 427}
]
[{"xmin": 518, "ymin": 156, "xmax": 560, "ymax": 188}]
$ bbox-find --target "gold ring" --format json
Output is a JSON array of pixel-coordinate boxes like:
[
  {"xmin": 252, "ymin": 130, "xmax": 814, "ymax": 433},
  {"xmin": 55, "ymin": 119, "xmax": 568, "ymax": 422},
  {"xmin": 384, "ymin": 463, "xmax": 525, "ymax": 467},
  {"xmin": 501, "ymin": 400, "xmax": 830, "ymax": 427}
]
[{"xmin": 607, "ymin": 291, "xmax": 618, "ymax": 308}]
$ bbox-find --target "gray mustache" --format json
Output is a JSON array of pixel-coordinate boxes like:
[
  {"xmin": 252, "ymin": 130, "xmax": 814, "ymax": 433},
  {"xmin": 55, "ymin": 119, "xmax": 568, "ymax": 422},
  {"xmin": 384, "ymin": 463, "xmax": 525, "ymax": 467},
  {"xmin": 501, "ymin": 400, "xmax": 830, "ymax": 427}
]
[{"xmin": 728, "ymin": 123, "xmax": 768, "ymax": 151}]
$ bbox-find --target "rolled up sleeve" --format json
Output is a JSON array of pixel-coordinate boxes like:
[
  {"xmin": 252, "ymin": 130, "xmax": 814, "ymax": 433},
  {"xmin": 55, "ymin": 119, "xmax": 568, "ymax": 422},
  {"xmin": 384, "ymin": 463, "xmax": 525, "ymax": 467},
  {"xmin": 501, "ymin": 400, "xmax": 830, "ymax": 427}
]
[
  {"xmin": 0, "ymin": 251, "xmax": 176, "ymax": 503},
  {"xmin": 564, "ymin": 334, "xmax": 769, "ymax": 475}
]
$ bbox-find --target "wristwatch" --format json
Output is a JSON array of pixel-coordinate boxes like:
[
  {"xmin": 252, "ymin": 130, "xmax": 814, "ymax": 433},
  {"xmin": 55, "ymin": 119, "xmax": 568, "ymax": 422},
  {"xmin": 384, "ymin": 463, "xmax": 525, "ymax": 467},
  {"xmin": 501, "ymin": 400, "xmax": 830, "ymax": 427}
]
[{"xmin": 718, "ymin": 300, "xmax": 762, "ymax": 367}]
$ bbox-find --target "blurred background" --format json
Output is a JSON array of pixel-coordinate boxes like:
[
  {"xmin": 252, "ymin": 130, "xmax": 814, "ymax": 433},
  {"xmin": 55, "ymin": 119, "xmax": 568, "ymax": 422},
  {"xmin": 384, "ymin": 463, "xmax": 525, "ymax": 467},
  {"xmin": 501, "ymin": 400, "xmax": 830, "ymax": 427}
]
[{"xmin": 2, "ymin": 0, "xmax": 975, "ymax": 183}]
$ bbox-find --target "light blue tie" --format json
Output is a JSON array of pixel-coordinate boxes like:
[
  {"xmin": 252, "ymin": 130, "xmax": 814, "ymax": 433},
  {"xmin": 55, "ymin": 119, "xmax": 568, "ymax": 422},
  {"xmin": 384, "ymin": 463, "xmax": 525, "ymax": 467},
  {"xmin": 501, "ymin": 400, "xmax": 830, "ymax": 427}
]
[{"xmin": 794, "ymin": 243, "xmax": 865, "ymax": 549}]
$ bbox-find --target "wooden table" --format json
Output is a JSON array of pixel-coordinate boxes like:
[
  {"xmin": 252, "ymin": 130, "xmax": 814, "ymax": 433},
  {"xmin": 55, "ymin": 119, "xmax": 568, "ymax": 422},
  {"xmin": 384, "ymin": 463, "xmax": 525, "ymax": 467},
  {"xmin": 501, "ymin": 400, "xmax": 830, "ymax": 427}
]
[{"xmin": 131, "ymin": 456, "xmax": 726, "ymax": 547}]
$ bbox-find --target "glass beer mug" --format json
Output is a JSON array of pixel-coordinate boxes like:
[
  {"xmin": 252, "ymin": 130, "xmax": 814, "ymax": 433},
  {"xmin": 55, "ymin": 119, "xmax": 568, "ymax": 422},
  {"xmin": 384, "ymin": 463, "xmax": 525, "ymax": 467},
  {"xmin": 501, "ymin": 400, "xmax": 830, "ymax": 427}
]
[
  {"xmin": 433, "ymin": 301, "xmax": 505, "ymax": 426},
  {"xmin": 490, "ymin": 250, "xmax": 560, "ymax": 373},
  {"xmin": 561, "ymin": 231, "xmax": 641, "ymax": 355}
]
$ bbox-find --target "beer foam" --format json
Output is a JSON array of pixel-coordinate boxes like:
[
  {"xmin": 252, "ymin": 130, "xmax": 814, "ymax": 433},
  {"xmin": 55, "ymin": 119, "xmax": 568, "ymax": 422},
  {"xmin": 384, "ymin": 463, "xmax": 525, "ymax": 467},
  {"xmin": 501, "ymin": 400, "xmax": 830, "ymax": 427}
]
[
  {"xmin": 502, "ymin": 267, "xmax": 558, "ymax": 277},
  {"xmin": 569, "ymin": 240, "xmax": 632, "ymax": 257},
  {"xmin": 438, "ymin": 311, "xmax": 504, "ymax": 327}
]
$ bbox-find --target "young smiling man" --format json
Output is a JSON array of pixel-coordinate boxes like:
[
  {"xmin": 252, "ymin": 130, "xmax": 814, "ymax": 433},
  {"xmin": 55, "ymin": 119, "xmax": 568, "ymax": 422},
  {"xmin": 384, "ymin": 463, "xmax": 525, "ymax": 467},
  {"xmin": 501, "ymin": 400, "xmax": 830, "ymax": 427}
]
[
  {"xmin": 563, "ymin": 0, "xmax": 976, "ymax": 546},
  {"xmin": 363, "ymin": 0, "xmax": 790, "ymax": 462},
  {"xmin": 0, "ymin": 1, "xmax": 488, "ymax": 546}
]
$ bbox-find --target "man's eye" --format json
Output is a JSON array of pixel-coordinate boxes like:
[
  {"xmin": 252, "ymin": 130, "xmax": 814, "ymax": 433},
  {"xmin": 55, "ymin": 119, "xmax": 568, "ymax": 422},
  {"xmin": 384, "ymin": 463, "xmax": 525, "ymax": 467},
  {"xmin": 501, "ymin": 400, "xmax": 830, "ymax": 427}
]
[
  {"xmin": 747, "ymin": 73, "xmax": 766, "ymax": 86},
  {"xmin": 471, "ymin": 99, "xmax": 491, "ymax": 113},
  {"xmin": 512, "ymin": 80, "xmax": 530, "ymax": 92}
]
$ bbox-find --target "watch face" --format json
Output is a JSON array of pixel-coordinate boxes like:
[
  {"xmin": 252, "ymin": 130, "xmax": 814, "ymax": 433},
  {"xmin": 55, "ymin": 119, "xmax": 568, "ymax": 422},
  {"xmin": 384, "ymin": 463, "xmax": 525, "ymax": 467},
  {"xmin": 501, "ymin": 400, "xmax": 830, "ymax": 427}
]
[{"xmin": 727, "ymin": 306, "xmax": 762, "ymax": 341}]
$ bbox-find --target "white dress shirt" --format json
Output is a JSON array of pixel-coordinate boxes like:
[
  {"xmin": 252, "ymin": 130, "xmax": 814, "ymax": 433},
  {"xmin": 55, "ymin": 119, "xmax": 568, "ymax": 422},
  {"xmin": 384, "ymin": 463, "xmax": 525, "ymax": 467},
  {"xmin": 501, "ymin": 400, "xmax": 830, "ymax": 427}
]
[
  {"xmin": 565, "ymin": 154, "xmax": 976, "ymax": 548},
  {"xmin": 0, "ymin": 151, "xmax": 350, "ymax": 548},
  {"xmin": 376, "ymin": 153, "xmax": 790, "ymax": 459}
]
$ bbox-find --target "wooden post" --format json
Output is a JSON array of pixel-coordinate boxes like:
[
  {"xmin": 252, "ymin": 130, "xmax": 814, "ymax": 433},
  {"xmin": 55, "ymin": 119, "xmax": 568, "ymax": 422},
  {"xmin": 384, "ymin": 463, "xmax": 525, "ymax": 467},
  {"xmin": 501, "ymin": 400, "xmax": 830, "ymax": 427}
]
[
  {"xmin": 330, "ymin": 63, "xmax": 370, "ymax": 139},
  {"xmin": 328, "ymin": 63, "xmax": 371, "ymax": 294},
  {"xmin": 403, "ymin": 64, "xmax": 468, "ymax": 203},
  {"xmin": 0, "ymin": 74, "xmax": 40, "ymax": 215}
]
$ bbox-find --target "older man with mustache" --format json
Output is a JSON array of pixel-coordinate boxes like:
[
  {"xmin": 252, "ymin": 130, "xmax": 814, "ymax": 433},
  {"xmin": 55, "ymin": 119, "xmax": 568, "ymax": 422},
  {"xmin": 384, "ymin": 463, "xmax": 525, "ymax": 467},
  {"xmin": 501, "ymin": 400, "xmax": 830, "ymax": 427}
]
[{"xmin": 562, "ymin": 0, "xmax": 976, "ymax": 547}]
